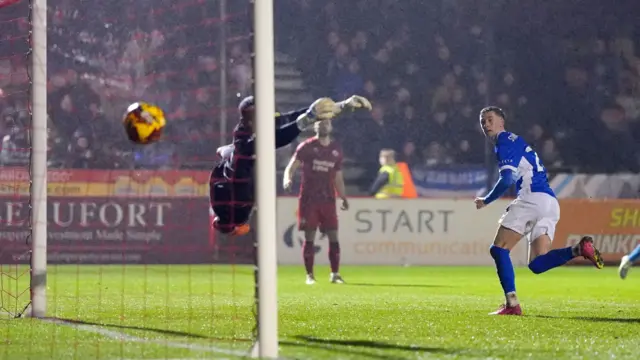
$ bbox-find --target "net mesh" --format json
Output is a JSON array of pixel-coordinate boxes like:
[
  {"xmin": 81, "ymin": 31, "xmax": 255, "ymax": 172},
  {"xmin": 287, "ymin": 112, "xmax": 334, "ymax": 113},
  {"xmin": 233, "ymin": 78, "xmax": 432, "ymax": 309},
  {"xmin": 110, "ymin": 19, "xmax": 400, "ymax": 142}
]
[
  {"xmin": 1, "ymin": 0, "xmax": 259, "ymax": 358},
  {"xmin": 0, "ymin": 0, "xmax": 31, "ymax": 319}
]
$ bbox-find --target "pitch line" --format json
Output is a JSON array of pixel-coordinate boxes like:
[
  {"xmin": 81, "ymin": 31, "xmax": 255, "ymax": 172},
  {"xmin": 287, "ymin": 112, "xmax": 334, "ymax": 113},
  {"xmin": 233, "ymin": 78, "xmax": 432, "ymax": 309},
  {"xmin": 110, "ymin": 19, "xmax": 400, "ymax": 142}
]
[{"xmin": 41, "ymin": 318, "xmax": 248, "ymax": 358}]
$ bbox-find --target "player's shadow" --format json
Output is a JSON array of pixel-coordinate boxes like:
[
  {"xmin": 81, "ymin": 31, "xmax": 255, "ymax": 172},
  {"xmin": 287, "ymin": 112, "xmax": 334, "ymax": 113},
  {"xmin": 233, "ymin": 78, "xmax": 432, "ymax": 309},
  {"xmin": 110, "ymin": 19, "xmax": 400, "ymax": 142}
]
[
  {"xmin": 280, "ymin": 335, "xmax": 454, "ymax": 360},
  {"xmin": 48, "ymin": 317, "xmax": 252, "ymax": 342},
  {"xmin": 346, "ymin": 282, "xmax": 447, "ymax": 289},
  {"xmin": 530, "ymin": 315, "xmax": 640, "ymax": 324}
]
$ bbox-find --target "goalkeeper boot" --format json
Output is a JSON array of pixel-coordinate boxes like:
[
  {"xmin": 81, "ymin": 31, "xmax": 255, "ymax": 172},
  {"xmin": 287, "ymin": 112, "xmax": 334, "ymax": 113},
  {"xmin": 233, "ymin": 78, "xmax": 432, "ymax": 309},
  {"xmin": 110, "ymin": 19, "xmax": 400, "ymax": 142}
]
[
  {"xmin": 212, "ymin": 217, "xmax": 250, "ymax": 237},
  {"xmin": 619, "ymin": 255, "xmax": 632, "ymax": 280},
  {"xmin": 577, "ymin": 236, "xmax": 604, "ymax": 269},
  {"xmin": 306, "ymin": 274, "xmax": 316, "ymax": 285},
  {"xmin": 330, "ymin": 273, "xmax": 345, "ymax": 284},
  {"xmin": 489, "ymin": 304, "xmax": 522, "ymax": 316},
  {"xmin": 230, "ymin": 223, "xmax": 251, "ymax": 237}
]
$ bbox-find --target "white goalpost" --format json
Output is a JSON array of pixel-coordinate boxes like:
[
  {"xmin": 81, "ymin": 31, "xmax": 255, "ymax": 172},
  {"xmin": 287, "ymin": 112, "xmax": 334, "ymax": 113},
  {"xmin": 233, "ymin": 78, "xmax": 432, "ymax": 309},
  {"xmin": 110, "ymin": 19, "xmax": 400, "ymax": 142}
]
[
  {"xmin": 252, "ymin": 0, "xmax": 279, "ymax": 358},
  {"xmin": 28, "ymin": 0, "xmax": 48, "ymax": 319}
]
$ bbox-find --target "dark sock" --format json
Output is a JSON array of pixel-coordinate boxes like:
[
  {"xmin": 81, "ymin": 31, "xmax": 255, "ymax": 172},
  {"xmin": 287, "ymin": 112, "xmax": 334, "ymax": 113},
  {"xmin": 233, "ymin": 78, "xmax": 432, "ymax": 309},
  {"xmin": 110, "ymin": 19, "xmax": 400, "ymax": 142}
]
[
  {"xmin": 489, "ymin": 245, "xmax": 516, "ymax": 294},
  {"xmin": 528, "ymin": 247, "xmax": 575, "ymax": 274},
  {"xmin": 329, "ymin": 242, "xmax": 340, "ymax": 273},
  {"xmin": 302, "ymin": 241, "xmax": 315, "ymax": 275}
]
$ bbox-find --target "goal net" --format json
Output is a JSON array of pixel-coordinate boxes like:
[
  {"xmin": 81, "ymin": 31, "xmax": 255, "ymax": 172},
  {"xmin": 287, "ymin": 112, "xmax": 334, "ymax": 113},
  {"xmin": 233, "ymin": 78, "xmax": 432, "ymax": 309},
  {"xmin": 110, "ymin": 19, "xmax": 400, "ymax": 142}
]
[{"xmin": 0, "ymin": 0, "xmax": 273, "ymax": 358}]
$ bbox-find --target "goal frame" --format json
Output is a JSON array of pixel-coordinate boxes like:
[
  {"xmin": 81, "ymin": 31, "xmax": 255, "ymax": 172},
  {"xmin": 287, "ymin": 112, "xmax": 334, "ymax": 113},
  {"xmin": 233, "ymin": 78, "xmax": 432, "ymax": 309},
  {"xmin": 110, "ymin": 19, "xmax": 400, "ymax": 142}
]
[
  {"xmin": 251, "ymin": 0, "xmax": 279, "ymax": 358},
  {"xmin": 26, "ymin": 2, "xmax": 278, "ymax": 357},
  {"xmin": 29, "ymin": 0, "xmax": 48, "ymax": 319}
]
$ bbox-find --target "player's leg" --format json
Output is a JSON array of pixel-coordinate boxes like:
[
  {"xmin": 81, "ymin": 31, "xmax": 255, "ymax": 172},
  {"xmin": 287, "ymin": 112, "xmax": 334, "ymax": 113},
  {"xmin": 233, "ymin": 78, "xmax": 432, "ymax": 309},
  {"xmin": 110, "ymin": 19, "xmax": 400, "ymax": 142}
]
[
  {"xmin": 230, "ymin": 206, "xmax": 253, "ymax": 236},
  {"xmin": 527, "ymin": 197, "xmax": 602, "ymax": 273},
  {"xmin": 489, "ymin": 225, "xmax": 524, "ymax": 315},
  {"xmin": 619, "ymin": 244, "xmax": 640, "ymax": 279},
  {"xmin": 299, "ymin": 204, "xmax": 320, "ymax": 284},
  {"xmin": 529, "ymin": 234, "xmax": 602, "ymax": 273},
  {"xmin": 489, "ymin": 199, "xmax": 540, "ymax": 315},
  {"xmin": 210, "ymin": 179, "xmax": 233, "ymax": 233},
  {"xmin": 320, "ymin": 203, "xmax": 342, "ymax": 283},
  {"xmin": 211, "ymin": 205, "xmax": 251, "ymax": 236},
  {"xmin": 324, "ymin": 230, "xmax": 343, "ymax": 283},
  {"xmin": 210, "ymin": 180, "xmax": 251, "ymax": 236},
  {"xmin": 526, "ymin": 199, "xmax": 571, "ymax": 273},
  {"xmin": 528, "ymin": 234, "xmax": 573, "ymax": 273}
]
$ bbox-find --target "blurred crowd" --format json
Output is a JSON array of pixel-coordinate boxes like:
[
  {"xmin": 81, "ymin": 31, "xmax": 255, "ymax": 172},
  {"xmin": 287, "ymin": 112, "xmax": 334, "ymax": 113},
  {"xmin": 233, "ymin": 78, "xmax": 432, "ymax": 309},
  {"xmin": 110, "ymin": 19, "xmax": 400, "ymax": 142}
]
[
  {"xmin": 0, "ymin": 0, "xmax": 639, "ymax": 174},
  {"xmin": 1, "ymin": 0, "xmax": 250, "ymax": 169},
  {"xmin": 281, "ymin": 0, "xmax": 640, "ymax": 173}
]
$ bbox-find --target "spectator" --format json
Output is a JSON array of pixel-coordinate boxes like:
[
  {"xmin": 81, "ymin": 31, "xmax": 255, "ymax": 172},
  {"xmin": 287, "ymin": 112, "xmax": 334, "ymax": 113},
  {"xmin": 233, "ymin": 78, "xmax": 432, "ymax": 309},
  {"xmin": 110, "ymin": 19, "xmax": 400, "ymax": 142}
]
[
  {"xmin": 400, "ymin": 140, "xmax": 420, "ymax": 166},
  {"xmin": 540, "ymin": 138, "xmax": 565, "ymax": 171},
  {"xmin": 0, "ymin": 125, "xmax": 29, "ymax": 166},
  {"xmin": 66, "ymin": 130, "xmax": 95, "ymax": 169},
  {"xmin": 423, "ymin": 141, "xmax": 453, "ymax": 167}
]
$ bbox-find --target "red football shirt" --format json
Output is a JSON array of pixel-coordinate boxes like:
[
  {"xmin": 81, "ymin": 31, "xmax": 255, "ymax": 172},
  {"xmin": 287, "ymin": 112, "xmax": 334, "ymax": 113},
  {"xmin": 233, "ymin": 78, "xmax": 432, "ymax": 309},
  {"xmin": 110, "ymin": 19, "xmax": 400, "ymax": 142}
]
[{"xmin": 295, "ymin": 137, "xmax": 343, "ymax": 203}]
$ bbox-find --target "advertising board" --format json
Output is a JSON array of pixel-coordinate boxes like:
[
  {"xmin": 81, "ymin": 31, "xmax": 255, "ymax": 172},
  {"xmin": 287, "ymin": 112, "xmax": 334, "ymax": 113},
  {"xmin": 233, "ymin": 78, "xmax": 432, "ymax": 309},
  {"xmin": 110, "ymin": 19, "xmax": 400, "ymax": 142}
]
[
  {"xmin": 552, "ymin": 199, "xmax": 640, "ymax": 265},
  {"xmin": 277, "ymin": 198, "xmax": 529, "ymax": 266},
  {"xmin": 409, "ymin": 165, "xmax": 487, "ymax": 198},
  {"xmin": 0, "ymin": 196, "xmax": 217, "ymax": 264},
  {"xmin": 0, "ymin": 168, "xmax": 248, "ymax": 264}
]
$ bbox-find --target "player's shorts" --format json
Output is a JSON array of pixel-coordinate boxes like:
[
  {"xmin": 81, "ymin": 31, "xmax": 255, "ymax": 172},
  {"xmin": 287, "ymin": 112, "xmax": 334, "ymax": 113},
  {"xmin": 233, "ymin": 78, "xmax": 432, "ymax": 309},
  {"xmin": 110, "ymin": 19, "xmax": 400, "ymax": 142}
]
[
  {"xmin": 498, "ymin": 192, "xmax": 560, "ymax": 243},
  {"xmin": 297, "ymin": 201, "xmax": 338, "ymax": 232}
]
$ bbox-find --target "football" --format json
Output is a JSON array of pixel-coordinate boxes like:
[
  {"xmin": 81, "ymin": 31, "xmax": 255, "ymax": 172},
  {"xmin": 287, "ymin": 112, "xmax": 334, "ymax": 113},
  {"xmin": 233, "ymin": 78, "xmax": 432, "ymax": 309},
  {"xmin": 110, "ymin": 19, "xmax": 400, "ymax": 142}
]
[{"xmin": 122, "ymin": 102, "xmax": 166, "ymax": 145}]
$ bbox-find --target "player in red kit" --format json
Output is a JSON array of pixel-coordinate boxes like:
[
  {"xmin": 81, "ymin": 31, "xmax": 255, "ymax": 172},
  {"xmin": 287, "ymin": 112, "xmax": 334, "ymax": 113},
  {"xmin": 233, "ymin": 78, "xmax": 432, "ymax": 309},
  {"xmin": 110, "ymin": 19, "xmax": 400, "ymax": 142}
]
[
  {"xmin": 283, "ymin": 120, "xmax": 348, "ymax": 284},
  {"xmin": 283, "ymin": 96, "xmax": 370, "ymax": 284}
]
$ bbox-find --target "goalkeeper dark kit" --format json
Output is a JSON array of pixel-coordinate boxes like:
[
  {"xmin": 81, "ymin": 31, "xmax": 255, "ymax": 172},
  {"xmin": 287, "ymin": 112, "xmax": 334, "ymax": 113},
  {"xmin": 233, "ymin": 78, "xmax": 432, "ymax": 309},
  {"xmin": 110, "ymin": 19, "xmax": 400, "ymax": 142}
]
[{"xmin": 209, "ymin": 96, "xmax": 307, "ymax": 235}]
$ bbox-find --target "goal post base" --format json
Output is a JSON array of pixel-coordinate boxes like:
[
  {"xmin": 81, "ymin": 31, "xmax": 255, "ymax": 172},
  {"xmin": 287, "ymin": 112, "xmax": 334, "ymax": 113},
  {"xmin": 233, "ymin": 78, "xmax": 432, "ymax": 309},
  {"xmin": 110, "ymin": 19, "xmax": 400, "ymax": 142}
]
[{"xmin": 249, "ymin": 341, "xmax": 280, "ymax": 359}]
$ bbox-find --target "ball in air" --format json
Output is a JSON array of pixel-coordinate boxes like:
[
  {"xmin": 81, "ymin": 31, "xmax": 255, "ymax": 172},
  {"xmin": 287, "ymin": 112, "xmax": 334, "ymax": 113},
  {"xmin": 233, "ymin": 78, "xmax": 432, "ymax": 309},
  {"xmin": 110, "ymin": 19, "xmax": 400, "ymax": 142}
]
[{"xmin": 122, "ymin": 102, "xmax": 166, "ymax": 145}]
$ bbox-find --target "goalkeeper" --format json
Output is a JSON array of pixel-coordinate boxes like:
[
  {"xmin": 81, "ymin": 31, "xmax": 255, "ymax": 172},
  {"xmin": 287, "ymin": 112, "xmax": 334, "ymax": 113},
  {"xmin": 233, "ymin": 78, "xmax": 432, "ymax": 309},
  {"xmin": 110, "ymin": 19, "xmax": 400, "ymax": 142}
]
[{"xmin": 210, "ymin": 95, "xmax": 371, "ymax": 236}]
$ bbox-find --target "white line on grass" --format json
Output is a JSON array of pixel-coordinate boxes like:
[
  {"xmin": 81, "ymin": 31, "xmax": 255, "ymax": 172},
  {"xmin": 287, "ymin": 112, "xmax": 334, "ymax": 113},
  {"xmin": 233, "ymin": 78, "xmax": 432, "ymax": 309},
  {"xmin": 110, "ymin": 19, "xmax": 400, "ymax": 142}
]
[
  {"xmin": 42, "ymin": 318, "xmax": 248, "ymax": 359},
  {"xmin": 119, "ymin": 358, "xmax": 224, "ymax": 360}
]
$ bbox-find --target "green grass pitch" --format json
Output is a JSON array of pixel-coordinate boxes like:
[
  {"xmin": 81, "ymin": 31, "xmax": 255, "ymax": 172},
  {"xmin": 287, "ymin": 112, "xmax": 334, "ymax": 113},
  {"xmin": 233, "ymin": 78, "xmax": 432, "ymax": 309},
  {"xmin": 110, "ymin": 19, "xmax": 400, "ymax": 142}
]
[{"xmin": 1, "ymin": 265, "xmax": 639, "ymax": 359}]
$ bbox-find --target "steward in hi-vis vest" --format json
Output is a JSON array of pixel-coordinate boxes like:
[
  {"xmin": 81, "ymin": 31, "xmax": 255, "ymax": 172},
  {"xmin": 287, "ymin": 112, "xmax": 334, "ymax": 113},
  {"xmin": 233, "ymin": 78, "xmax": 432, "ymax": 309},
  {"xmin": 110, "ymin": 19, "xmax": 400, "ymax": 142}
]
[{"xmin": 370, "ymin": 149, "xmax": 404, "ymax": 198}]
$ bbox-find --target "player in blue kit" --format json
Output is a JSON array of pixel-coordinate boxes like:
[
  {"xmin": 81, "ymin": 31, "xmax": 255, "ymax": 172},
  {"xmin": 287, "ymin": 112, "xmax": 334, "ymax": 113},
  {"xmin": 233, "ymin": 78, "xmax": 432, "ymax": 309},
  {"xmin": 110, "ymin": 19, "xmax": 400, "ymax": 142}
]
[
  {"xmin": 474, "ymin": 106, "xmax": 604, "ymax": 315},
  {"xmin": 619, "ymin": 244, "xmax": 640, "ymax": 279}
]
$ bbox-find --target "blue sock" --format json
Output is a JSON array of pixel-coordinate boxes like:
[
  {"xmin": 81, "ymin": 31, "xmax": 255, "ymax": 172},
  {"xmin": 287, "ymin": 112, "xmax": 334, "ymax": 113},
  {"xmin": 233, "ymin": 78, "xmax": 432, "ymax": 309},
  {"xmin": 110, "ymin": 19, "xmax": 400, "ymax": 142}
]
[
  {"xmin": 489, "ymin": 245, "xmax": 515, "ymax": 294},
  {"xmin": 528, "ymin": 247, "xmax": 575, "ymax": 274},
  {"xmin": 629, "ymin": 244, "xmax": 640, "ymax": 262}
]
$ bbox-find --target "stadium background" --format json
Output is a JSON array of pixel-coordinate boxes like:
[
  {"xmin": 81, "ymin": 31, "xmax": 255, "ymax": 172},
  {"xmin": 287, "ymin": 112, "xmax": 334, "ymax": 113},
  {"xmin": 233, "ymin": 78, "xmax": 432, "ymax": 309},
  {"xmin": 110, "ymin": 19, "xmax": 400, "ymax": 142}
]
[
  {"xmin": 0, "ymin": 1, "xmax": 638, "ymax": 359},
  {"xmin": 1, "ymin": 0, "xmax": 639, "ymax": 267}
]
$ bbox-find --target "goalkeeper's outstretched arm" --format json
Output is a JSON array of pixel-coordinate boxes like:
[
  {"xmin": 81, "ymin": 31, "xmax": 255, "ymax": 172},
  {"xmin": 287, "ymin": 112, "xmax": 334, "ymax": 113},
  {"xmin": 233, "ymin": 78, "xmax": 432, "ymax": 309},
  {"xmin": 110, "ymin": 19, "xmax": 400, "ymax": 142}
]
[
  {"xmin": 231, "ymin": 95, "xmax": 371, "ymax": 156},
  {"xmin": 235, "ymin": 98, "xmax": 337, "ymax": 155}
]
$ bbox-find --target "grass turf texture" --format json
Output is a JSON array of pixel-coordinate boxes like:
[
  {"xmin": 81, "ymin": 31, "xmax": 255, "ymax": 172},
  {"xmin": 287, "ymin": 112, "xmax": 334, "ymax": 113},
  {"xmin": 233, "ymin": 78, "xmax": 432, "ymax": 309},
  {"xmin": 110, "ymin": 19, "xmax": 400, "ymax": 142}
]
[{"xmin": 1, "ymin": 265, "xmax": 639, "ymax": 360}]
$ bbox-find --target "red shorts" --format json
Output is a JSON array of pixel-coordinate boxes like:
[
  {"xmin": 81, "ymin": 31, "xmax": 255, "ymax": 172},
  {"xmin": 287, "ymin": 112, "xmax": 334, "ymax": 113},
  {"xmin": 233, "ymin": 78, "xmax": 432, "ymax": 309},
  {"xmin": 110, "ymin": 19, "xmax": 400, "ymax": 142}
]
[{"xmin": 297, "ymin": 201, "xmax": 338, "ymax": 232}]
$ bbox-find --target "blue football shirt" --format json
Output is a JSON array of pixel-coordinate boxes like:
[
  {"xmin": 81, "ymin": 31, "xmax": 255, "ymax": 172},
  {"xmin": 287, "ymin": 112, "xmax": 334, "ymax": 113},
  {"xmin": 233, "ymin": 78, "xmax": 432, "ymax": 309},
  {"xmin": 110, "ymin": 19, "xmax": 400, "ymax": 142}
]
[{"xmin": 495, "ymin": 131, "xmax": 555, "ymax": 198}]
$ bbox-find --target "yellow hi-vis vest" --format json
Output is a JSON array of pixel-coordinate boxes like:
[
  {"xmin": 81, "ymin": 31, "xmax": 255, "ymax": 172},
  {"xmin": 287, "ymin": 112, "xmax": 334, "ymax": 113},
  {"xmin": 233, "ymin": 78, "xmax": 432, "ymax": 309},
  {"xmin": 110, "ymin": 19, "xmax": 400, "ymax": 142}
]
[{"xmin": 375, "ymin": 164, "xmax": 404, "ymax": 199}]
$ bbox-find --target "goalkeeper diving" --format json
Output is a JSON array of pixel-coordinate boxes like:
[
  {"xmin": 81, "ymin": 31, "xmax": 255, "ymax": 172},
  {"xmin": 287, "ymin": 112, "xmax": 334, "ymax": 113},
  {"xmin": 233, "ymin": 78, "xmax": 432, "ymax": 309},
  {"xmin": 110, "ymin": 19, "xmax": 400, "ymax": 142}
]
[{"xmin": 210, "ymin": 95, "xmax": 372, "ymax": 236}]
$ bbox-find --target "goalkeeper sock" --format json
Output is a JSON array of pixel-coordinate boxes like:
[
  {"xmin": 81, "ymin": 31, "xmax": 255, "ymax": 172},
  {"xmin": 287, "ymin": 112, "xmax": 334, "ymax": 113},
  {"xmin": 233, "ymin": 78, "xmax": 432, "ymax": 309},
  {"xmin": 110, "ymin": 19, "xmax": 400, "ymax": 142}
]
[
  {"xmin": 489, "ymin": 245, "xmax": 516, "ymax": 297},
  {"xmin": 328, "ymin": 241, "xmax": 340, "ymax": 273},
  {"xmin": 302, "ymin": 241, "xmax": 315, "ymax": 275},
  {"xmin": 528, "ymin": 247, "xmax": 574, "ymax": 274},
  {"xmin": 629, "ymin": 244, "xmax": 640, "ymax": 262}
]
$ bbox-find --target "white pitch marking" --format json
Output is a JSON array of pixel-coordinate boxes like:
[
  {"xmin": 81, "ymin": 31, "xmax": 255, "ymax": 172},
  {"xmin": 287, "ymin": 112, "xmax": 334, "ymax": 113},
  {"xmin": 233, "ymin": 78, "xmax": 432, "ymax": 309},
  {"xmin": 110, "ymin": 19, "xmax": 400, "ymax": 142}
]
[{"xmin": 41, "ymin": 318, "xmax": 248, "ymax": 358}]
